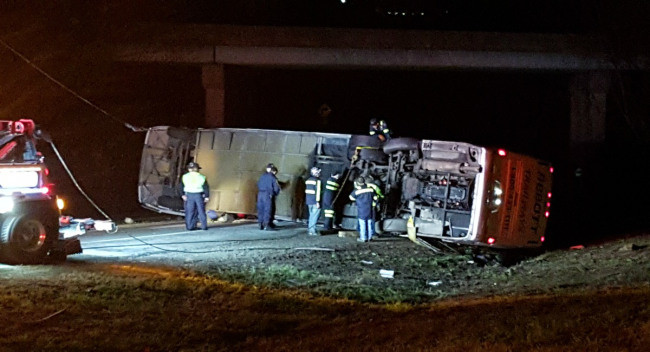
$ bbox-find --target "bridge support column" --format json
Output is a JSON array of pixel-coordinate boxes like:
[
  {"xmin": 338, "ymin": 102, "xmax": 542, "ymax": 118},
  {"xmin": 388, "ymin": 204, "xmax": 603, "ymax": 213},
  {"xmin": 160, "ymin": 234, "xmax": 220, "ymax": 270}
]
[
  {"xmin": 202, "ymin": 64, "xmax": 226, "ymax": 128},
  {"xmin": 569, "ymin": 71, "xmax": 610, "ymax": 163}
]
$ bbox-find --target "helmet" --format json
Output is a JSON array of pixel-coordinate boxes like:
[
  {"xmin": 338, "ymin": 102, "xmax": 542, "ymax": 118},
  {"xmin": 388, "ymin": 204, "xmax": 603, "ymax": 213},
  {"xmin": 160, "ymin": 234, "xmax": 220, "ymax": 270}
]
[
  {"xmin": 379, "ymin": 120, "xmax": 387, "ymax": 127},
  {"xmin": 310, "ymin": 167, "xmax": 321, "ymax": 177},
  {"xmin": 187, "ymin": 162, "xmax": 201, "ymax": 170},
  {"xmin": 354, "ymin": 176, "xmax": 365, "ymax": 188},
  {"xmin": 331, "ymin": 171, "xmax": 341, "ymax": 179},
  {"xmin": 271, "ymin": 166, "xmax": 278, "ymax": 174},
  {"xmin": 369, "ymin": 118, "xmax": 378, "ymax": 125},
  {"xmin": 266, "ymin": 163, "xmax": 275, "ymax": 172}
]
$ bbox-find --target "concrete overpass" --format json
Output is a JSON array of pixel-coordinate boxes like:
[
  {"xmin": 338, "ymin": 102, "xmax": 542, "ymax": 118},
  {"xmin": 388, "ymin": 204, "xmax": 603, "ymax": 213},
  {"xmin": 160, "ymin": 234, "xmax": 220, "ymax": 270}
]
[{"xmin": 114, "ymin": 24, "xmax": 648, "ymax": 162}]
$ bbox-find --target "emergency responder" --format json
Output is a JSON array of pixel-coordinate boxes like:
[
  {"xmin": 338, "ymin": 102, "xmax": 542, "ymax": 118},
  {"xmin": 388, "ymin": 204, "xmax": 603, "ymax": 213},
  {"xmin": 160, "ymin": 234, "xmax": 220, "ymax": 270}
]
[
  {"xmin": 269, "ymin": 165, "xmax": 279, "ymax": 228},
  {"xmin": 365, "ymin": 176, "xmax": 385, "ymax": 235},
  {"xmin": 181, "ymin": 162, "xmax": 209, "ymax": 231},
  {"xmin": 349, "ymin": 176, "xmax": 378, "ymax": 242},
  {"xmin": 305, "ymin": 167, "xmax": 322, "ymax": 236},
  {"xmin": 369, "ymin": 118, "xmax": 392, "ymax": 142},
  {"xmin": 257, "ymin": 163, "xmax": 281, "ymax": 231},
  {"xmin": 322, "ymin": 171, "xmax": 341, "ymax": 230}
]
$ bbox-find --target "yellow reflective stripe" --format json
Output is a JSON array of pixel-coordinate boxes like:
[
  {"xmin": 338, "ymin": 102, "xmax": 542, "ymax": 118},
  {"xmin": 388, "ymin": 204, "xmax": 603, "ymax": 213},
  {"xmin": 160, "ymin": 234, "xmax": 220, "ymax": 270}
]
[
  {"xmin": 305, "ymin": 180, "xmax": 318, "ymax": 185},
  {"xmin": 316, "ymin": 180, "xmax": 321, "ymax": 201},
  {"xmin": 305, "ymin": 190, "xmax": 316, "ymax": 194},
  {"xmin": 356, "ymin": 188, "xmax": 374, "ymax": 195}
]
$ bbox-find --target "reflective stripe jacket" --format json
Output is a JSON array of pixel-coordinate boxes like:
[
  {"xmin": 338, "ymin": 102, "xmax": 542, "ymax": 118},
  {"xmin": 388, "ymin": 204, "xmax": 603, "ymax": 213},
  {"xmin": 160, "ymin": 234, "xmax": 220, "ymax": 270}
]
[
  {"xmin": 322, "ymin": 176, "xmax": 340, "ymax": 208},
  {"xmin": 349, "ymin": 186, "xmax": 377, "ymax": 220},
  {"xmin": 305, "ymin": 176, "xmax": 321, "ymax": 206},
  {"xmin": 181, "ymin": 171, "xmax": 209, "ymax": 196}
]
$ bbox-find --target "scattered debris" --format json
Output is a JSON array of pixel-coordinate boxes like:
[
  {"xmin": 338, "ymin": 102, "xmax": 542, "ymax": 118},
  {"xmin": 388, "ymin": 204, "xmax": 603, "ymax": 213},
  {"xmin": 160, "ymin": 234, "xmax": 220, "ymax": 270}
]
[
  {"xmin": 27, "ymin": 307, "xmax": 68, "ymax": 324},
  {"xmin": 338, "ymin": 231, "xmax": 357, "ymax": 238},
  {"xmin": 294, "ymin": 247, "xmax": 335, "ymax": 252},
  {"xmin": 360, "ymin": 260, "xmax": 373, "ymax": 265},
  {"xmin": 427, "ymin": 281, "xmax": 442, "ymax": 287},
  {"xmin": 124, "ymin": 217, "xmax": 134, "ymax": 224},
  {"xmin": 379, "ymin": 269, "xmax": 394, "ymax": 279},
  {"xmin": 570, "ymin": 245, "xmax": 585, "ymax": 250},
  {"xmin": 217, "ymin": 213, "xmax": 235, "ymax": 223}
]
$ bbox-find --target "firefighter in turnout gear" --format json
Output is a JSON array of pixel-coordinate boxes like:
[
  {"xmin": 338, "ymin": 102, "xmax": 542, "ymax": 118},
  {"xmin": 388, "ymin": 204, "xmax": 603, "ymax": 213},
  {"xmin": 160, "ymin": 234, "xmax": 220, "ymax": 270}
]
[
  {"xmin": 322, "ymin": 171, "xmax": 341, "ymax": 230},
  {"xmin": 369, "ymin": 118, "xmax": 392, "ymax": 142},
  {"xmin": 349, "ymin": 176, "xmax": 378, "ymax": 242},
  {"xmin": 257, "ymin": 163, "xmax": 281, "ymax": 230},
  {"xmin": 181, "ymin": 162, "xmax": 210, "ymax": 231},
  {"xmin": 305, "ymin": 167, "xmax": 322, "ymax": 235}
]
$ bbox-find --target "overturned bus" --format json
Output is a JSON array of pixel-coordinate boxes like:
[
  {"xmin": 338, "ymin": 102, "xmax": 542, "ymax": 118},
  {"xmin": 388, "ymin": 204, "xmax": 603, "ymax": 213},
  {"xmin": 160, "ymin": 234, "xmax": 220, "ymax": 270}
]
[{"xmin": 139, "ymin": 127, "xmax": 553, "ymax": 250}]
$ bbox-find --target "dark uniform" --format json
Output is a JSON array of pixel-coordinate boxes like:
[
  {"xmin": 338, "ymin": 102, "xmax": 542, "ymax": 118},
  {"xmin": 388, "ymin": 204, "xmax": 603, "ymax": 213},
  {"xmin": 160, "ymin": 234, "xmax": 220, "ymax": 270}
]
[
  {"xmin": 257, "ymin": 168, "xmax": 280, "ymax": 230},
  {"xmin": 322, "ymin": 174, "xmax": 341, "ymax": 230},
  {"xmin": 305, "ymin": 171, "xmax": 322, "ymax": 235},
  {"xmin": 181, "ymin": 163, "xmax": 210, "ymax": 231},
  {"xmin": 369, "ymin": 119, "xmax": 392, "ymax": 142},
  {"xmin": 349, "ymin": 180, "xmax": 378, "ymax": 242}
]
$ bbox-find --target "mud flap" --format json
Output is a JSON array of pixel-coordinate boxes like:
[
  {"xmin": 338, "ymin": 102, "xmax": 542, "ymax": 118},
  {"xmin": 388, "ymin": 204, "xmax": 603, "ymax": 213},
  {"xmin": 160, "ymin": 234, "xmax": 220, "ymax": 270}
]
[
  {"xmin": 407, "ymin": 216, "xmax": 441, "ymax": 253},
  {"xmin": 61, "ymin": 238, "xmax": 82, "ymax": 255}
]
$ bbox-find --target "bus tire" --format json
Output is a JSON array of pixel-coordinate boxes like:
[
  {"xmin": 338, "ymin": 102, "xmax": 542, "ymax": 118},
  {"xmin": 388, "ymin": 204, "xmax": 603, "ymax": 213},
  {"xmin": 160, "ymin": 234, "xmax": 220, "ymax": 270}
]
[
  {"xmin": 383, "ymin": 137, "xmax": 420, "ymax": 154},
  {"xmin": 167, "ymin": 127, "xmax": 196, "ymax": 141},
  {"xmin": 381, "ymin": 218, "xmax": 408, "ymax": 233},
  {"xmin": 348, "ymin": 135, "xmax": 383, "ymax": 158},
  {"xmin": 359, "ymin": 148, "xmax": 388, "ymax": 164}
]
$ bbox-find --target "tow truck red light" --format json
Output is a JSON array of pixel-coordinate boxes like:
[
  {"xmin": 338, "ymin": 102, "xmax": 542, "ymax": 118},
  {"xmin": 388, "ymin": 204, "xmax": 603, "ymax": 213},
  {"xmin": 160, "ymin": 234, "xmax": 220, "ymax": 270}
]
[
  {"xmin": 540, "ymin": 236, "xmax": 545, "ymax": 243},
  {"xmin": 487, "ymin": 237, "xmax": 496, "ymax": 244},
  {"xmin": 45, "ymin": 168, "xmax": 49, "ymax": 176},
  {"xmin": 549, "ymin": 167, "xmax": 554, "ymax": 173},
  {"xmin": 546, "ymin": 202, "xmax": 551, "ymax": 207},
  {"xmin": 497, "ymin": 149, "xmax": 507, "ymax": 156},
  {"xmin": 40, "ymin": 186, "xmax": 50, "ymax": 194},
  {"xmin": 544, "ymin": 211, "xmax": 550, "ymax": 218},
  {"xmin": 547, "ymin": 192, "xmax": 552, "ymax": 198}
]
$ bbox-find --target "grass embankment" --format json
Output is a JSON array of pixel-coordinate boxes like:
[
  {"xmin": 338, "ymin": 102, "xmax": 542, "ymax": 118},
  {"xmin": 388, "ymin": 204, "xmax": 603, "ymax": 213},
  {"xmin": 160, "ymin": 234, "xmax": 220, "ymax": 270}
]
[{"xmin": 0, "ymin": 254, "xmax": 648, "ymax": 351}]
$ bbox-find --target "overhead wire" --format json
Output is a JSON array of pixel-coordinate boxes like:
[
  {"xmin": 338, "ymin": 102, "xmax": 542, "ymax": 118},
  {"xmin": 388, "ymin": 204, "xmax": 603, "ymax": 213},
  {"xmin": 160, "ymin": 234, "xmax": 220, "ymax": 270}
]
[
  {"xmin": 0, "ymin": 37, "xmax": 146, "ymax": 132},
  {"xmin": 0, "ymin": 36, "xmax": 146, "ymax": 231}
]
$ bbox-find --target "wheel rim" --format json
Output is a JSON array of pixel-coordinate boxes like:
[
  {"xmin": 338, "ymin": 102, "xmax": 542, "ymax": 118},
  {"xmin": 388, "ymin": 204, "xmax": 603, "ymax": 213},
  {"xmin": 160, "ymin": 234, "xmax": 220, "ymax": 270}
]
[{"xmin": 14, "ymin": 219, "xmax": 47, "ymax": 253}]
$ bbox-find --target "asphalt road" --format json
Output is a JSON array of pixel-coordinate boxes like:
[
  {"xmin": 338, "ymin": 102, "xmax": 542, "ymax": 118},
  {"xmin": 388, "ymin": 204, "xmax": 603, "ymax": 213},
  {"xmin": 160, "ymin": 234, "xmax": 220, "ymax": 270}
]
[{"xmin": 71, "ymin": 219, "xmax": 352, "ymax": 267}]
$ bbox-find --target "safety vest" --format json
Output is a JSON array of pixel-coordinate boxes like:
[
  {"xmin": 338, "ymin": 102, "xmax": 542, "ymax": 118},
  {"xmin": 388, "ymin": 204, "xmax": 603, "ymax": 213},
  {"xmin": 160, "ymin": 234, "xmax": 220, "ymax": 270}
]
[
  {"xmin": 305, "ymin": 176, "xmax": 321, "ymax": 205},
  {"xmin": 182, "ymin": 172, "xmax": 206, "ymax": 193},
  {"xmin": 325, "ymin": 177, "xmax": 340, "ymax": 192}
]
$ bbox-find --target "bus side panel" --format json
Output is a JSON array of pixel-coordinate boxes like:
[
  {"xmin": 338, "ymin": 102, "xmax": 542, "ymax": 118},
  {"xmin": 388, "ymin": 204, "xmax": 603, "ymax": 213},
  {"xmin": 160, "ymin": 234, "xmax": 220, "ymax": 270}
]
[{"xmin": 194, "ymin": 129, "xmax": 351, "ymax": 220}]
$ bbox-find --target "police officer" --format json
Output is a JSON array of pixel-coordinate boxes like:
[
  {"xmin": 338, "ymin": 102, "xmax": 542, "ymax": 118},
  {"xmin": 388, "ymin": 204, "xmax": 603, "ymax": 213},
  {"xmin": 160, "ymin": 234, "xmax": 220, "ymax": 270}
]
[
  {"xmin": 369, "ymin": 118, "xmax": 392, "ymax": 142},
  {"xmin": 305, "ymin": 167, "xmax": 322, "ymax": 236},
  {"xmin": 181, "ymin": 162, "xmax": 209, "ymax": 231},
  {"xmin": 257, "ymin": 163, "xmax": 280, "ymax": 231},
  {"xmin": 322, "ymin": 171, "xmax": 341, "ymax": 230},
  {"xmin": 349, "ymin": 176, "xmax": 378, "ymax": 242}
]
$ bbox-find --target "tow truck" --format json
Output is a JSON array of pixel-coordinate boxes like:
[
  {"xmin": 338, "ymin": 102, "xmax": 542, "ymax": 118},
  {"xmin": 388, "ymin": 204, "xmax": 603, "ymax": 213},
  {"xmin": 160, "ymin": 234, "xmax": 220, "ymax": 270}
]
[{"xmin": 0, "ymin": 119, "xmax": 90, "ymax": 264}]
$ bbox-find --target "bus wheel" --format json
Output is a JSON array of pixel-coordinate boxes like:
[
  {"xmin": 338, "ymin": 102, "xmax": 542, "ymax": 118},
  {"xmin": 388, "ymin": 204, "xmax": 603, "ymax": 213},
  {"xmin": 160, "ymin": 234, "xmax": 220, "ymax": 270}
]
[
  {"xmin": 0, "ymin": 215, "xmax": 53, "ymax": 264},
  {"xmin": 359, "ymin": 148, "xmax": 388, "ymax": 164},
  {"xmin": 383, "ymin": 137, "xmax": 419, "ymax": 154}
]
